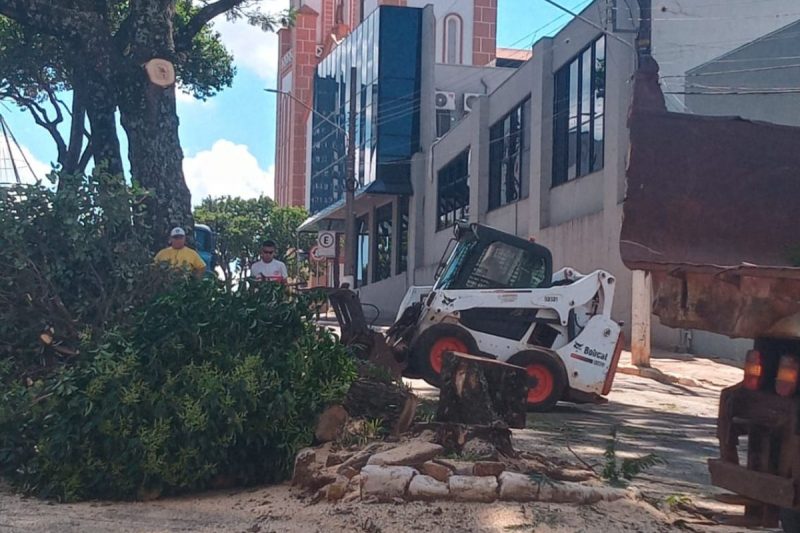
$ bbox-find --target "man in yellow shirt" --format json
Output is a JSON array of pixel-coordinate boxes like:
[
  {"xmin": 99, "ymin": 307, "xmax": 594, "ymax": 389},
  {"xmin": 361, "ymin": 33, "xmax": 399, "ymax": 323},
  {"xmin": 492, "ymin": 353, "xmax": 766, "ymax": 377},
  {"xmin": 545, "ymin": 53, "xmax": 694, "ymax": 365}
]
[{"xmin": 154, "ymin": 227, "xmax": 206, "ymax": 278}]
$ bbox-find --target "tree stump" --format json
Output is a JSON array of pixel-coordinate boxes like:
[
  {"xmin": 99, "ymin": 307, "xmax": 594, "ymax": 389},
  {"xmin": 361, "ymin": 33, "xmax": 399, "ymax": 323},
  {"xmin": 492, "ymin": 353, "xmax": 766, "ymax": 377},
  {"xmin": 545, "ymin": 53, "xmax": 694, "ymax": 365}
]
[
  {"xmin": 343, "ymin": 378, "xmax": 418, "ymax": 436},
  {"xmin": 435, "ymin": 352, "xmax": 528, "ymax": 429},
  {"xmin": 434, "ymin": 422, "xmax": 516, "ymax": 458}
]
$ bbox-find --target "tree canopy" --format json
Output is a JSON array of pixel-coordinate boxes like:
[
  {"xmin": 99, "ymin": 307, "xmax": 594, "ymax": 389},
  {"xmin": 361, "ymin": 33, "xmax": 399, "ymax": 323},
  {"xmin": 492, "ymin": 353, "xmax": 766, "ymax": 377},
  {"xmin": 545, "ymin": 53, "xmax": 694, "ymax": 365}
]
[
  {"xmin": 194, "ymin": 196, "xmax": 315, "ymax": 285},
  {"xmin": 0, "ymin": 0, "xmax": 291, "ymax": 247}
]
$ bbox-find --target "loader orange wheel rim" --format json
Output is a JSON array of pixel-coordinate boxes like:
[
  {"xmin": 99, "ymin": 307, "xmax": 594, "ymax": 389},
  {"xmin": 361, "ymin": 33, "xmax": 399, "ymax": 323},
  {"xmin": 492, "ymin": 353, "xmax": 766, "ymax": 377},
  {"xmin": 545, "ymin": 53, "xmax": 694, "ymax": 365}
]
[
  {"xmin": 526, "ymin": 364, "xmax": 554, "ymax": 405},
  {"xmin": 429, "ymin": 337, "xmax": 469, "ymax": 375}
]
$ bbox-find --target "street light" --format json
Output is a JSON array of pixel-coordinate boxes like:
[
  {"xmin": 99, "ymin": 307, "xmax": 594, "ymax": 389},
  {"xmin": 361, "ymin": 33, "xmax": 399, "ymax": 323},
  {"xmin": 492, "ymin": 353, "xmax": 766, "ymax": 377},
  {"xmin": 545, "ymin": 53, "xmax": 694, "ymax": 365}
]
[{"xmin": 264, "ymin": 88, "xmax": 347, "ymax": 136}]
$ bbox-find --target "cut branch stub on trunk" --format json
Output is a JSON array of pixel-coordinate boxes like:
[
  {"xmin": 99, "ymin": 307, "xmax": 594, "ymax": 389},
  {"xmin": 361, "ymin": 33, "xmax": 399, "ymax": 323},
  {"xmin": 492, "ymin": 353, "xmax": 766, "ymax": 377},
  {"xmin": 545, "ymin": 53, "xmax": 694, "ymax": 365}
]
[{"xmin": 435, "ymin": 351, "xmax": 528, "ymax": 429}]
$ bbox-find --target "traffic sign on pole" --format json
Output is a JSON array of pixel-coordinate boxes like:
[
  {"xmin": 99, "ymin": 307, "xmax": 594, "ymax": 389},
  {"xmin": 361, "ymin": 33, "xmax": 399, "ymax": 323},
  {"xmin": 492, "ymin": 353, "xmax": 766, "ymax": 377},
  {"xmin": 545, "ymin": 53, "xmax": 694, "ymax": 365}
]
[{"xmin": 316, "ymin": 230, "xmax": 336, "ymax": 258}]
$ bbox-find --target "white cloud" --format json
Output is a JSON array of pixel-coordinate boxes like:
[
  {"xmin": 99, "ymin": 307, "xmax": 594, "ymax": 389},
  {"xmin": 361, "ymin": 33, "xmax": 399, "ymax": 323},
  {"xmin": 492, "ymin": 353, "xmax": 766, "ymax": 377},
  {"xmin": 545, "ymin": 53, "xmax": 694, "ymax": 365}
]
[
  {"xmin": 183, "ymin": 139, "xmax": 274, "ymax": 203},
  {"xmin": 0, "ymin": 142, "xmax": 53, "ymax": 185},
  {"xmin": 213, "ymin": 0, "xmax": 289, "ymax": 81}
]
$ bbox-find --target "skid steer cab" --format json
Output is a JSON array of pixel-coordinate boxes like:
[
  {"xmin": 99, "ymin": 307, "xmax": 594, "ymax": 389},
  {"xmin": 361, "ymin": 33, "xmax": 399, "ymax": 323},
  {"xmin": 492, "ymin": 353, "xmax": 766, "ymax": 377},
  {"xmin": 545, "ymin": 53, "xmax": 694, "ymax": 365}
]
[{"xmin": 330, "ymin": 223, "xmax": 623, "ymax": 411}]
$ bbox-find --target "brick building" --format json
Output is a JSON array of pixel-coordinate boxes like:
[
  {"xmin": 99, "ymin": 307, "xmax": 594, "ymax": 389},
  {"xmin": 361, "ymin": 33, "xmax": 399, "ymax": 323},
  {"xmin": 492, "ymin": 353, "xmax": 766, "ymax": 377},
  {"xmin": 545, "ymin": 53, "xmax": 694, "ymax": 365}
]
[{"xmin": 273, "ymin": 0, "xmax": 499, "ymax": 207}]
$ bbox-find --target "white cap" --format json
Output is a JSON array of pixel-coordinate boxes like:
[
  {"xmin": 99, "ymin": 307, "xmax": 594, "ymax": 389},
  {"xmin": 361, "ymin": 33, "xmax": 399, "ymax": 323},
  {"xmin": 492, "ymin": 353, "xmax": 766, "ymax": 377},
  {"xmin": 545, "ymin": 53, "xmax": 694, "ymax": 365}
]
[{"xmin": 170, "ymin": 227, "xmax": 186, "ymax": 237}]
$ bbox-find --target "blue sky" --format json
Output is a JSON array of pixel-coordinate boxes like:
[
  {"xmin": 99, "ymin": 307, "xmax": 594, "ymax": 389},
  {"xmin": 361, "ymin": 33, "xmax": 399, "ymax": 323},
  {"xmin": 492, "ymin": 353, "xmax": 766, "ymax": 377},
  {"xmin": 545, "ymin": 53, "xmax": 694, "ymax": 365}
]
[{"xmin": 3, "ymin": 0, "xmax": 590, "ymax": 200}]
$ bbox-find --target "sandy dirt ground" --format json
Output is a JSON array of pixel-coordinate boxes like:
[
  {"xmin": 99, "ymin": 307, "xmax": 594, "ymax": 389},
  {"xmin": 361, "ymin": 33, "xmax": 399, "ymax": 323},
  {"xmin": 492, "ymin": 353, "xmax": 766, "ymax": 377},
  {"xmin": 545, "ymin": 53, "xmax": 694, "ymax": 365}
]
[{"xmin": 0, "ymin": 350, "xmax": 772, "ymax": 533}]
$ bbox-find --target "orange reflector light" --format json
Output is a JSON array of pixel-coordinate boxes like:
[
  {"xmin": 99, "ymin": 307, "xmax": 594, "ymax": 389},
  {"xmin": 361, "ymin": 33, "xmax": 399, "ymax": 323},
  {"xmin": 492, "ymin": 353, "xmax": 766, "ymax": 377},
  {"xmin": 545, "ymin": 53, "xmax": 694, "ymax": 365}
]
[
  {"xmin": 744, "ymin": 350, "xmax": 764, "ymax": 391},
  {"xmin": 776, "ymin": 355, "xmax": 799, "ymax": 397}
]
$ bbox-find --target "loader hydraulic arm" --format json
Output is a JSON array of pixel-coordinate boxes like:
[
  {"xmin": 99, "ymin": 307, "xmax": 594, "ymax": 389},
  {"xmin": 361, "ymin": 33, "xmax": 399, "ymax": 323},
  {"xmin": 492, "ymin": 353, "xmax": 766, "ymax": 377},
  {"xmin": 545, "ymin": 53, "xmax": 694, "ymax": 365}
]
[{"xmin": 429, "ymin": 269, "xmax": 616, "ymax": 327}]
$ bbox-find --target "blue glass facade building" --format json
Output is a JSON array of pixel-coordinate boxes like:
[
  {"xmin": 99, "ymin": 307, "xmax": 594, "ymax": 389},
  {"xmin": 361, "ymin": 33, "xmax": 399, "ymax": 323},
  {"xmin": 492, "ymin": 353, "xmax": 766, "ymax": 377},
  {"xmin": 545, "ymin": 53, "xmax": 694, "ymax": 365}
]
[{"xmin": 309, "ymin": 6, "xmax": 422, "ymax": 214}]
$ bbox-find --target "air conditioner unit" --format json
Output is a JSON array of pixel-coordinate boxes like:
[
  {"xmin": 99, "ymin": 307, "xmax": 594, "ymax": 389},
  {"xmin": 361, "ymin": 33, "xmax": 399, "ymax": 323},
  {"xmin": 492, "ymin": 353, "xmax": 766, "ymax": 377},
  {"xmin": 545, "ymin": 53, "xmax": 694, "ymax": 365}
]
[
  {"xmin": 434, "ymin": 91, "xmax": 456, "ymax": 111},
  {"xmin": 315, "ymin": 44, "xmax": 325, "ymax": 58},
  {"xmin": 463, "ymin": 93, "xmax": 482, "ymax": 113}
]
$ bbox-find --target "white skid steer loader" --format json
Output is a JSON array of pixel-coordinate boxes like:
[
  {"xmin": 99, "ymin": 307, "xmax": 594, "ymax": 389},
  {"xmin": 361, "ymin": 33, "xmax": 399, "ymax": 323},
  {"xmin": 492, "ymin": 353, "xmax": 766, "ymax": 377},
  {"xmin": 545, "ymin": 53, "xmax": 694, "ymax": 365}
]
[{"xmin": 328, "ymin": 223, "xmax": 624, "ymax": 411}]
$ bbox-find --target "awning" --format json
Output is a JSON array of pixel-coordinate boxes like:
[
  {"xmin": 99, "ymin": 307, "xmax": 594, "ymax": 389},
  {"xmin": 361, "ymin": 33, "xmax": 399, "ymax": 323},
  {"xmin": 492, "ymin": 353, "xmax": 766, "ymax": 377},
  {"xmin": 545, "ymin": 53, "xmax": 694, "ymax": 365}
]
[
  {"xmin": 297, "ymin": 198, "xmax": 346, "ymax": 233},
  {"xmin": 298, "ymin": 187, "xmax": 412, "ymax": 233}
]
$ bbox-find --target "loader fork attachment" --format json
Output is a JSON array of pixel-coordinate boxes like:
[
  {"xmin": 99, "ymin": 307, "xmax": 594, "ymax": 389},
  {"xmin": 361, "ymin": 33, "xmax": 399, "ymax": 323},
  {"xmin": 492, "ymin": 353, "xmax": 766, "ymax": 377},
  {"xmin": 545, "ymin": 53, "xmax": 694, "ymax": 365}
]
[{"xmin": 326, "ymin": 289, "xmax": 407, "ymax": 379}]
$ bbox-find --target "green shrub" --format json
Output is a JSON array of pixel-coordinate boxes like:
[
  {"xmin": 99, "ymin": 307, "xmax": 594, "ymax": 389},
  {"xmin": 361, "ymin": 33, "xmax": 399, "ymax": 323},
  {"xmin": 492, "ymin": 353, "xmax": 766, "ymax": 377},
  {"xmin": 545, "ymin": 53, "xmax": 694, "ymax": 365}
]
[
  {"xmin": 0, "ymin": 175, "xmax": 356, "ymax": 501},
  {"xmin": 0, "ymin": 175, "xmax": 168, "ymax": 372},
  {"xmin": 0, "ymin": 280, "xmax": 356, "ymax": 501},
  {"xmin": 601, "ymin": 425, "xmax": 665, "ymax": 486}
]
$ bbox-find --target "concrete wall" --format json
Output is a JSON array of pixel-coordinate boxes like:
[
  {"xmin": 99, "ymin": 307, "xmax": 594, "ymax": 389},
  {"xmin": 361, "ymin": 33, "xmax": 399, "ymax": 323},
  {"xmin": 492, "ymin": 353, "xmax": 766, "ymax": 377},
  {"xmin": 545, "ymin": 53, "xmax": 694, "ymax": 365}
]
[{"xmin": 357, "ymin": 271, "xmax": 409, "ymax": 324}]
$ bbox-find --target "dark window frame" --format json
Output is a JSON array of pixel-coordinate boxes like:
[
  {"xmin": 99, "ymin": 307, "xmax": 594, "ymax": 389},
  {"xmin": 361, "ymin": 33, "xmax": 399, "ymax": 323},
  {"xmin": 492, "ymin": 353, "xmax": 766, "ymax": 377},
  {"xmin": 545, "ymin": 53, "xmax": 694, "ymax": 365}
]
[
  {"xmin": 397, "ymin": 196, "xmax": 409, "ymax": 274},
  {"xmin": 373, "ymin": 203, "xmax": 393, "ymax": 282},
  {"xmin": 356, "ymin": 214, "xmax": 370, "ymax": 287},
  {"xmin": 436, "ymin": 149, "xmax": 471, "ymax": 231},
  {"xmin": 488, "ymin": 98, "xmax": 528, "ymax": 210},
  {"xmin": 436, "ymin": 109, "xmax": 453, "ymax": 138},
  {"xmin": 552, "ymin": 36, "xmax": 606, "ymax": 187}
]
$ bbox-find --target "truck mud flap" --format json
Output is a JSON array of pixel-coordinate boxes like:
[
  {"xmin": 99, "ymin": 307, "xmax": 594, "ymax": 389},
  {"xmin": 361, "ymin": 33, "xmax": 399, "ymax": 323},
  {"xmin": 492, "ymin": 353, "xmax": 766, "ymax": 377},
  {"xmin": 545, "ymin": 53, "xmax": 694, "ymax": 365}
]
[{"xmin": 708, "ymin": 458, "xmax": 796, "ymax": 509}]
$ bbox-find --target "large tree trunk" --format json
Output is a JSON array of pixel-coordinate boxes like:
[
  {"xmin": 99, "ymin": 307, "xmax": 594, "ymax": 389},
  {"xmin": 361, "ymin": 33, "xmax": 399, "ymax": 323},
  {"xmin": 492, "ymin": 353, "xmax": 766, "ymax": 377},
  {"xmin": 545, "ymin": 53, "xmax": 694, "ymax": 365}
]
[
  {"xmin": 120, "ymin": 80, "xmax": 191, "ymax": 249},
  {"xmin": 74, "ymin": 30, "xmax": 125, "ymax": 180},
  {"xmin": 56, "ymin": 84, "xmax": 93, "ymax": 194},
  {"xmin": 118, "ymin": 0, "xmax": 192, "ymax": 250},
  {"xmin": 63, "ymin": 86, "xmax": 88, "ymax": 175}
]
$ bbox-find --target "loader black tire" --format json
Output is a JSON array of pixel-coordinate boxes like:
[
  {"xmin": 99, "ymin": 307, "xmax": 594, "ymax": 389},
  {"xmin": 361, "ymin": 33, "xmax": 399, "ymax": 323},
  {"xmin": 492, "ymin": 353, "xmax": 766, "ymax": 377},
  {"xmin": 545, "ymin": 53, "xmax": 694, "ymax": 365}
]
[
  {"xmin": 507, "ymin": 350, "xmax": 567, "ymax": 412},
  {"xmin": 410, "ymin": 323, "xmax": 478, "ymax": 387}
]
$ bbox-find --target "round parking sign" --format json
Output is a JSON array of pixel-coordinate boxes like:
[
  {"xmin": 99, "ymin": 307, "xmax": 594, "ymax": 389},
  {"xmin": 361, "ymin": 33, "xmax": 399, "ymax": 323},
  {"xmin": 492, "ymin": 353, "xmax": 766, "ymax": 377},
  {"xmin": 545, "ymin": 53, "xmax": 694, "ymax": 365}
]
[
  {"xmin": 318, "ymin": 231, "xmax": 335, "ymax": 248},
  {"xmin": 310, "ymin": 246, "xmax": 326, "ymax": 262},
  {"xmin": 316, "ymin": 231, "xmax": 336, "ymax": 258}
]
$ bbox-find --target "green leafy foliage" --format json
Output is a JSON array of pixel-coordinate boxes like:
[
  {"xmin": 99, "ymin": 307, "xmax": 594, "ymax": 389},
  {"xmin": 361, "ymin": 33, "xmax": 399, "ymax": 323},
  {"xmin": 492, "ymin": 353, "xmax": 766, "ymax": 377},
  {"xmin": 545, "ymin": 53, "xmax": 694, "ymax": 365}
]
[
  {"xmin": 337, "ymin": 418, "xmax": 385, "ymax": 448},
  {"xmin": 0, "ymin": 281, "xmax": 356, "ymax": 501},
  {"xmin": 0, "ymin": 174, "xmax": 169, "ymax": 371},
  {"xmin": 0, "ymin": 173, "xmax": 357, "ymax": 501},
  {"xmin": 601, "ymin": 425, "xmax": 665, "ymax": 486},
  {"xmin": 193, "ymin": 196, "xmax": 317, "ymax": 285},
  {"xmin": 0, "ymin": 1, "xmax": 237, "ymax": 107}
]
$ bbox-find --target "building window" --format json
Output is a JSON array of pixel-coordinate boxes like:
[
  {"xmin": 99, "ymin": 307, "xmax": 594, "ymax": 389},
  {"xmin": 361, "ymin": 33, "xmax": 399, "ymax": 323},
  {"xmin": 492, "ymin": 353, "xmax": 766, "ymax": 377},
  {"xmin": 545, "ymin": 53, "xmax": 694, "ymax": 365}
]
[
  {"xmin": 374, "ymin": 203, "xmax": 393, "ymax": 282},
  {"xmin": 437, "ymin": 149, "xmax": 470, "ymax": 230},
  {"xmin": 310, "ymin": 7, "xmax": 422, "ymax": 214},
  {"xmin": 356, "ymin": 214, "xmax": 370, "ymax": 287},
  {"xmin": 552, "ymin": 36, "xmax": 605, "ymax": 187},
  {"xmin": 443, "ymin": 14, "xmax": 463, "ymax": 65},
  {"xmin": 398, "ymin": 196, "xmax": 409, "ymax": 274},
  {"xmin": 436, "ymin": 109, "xmax": 453, "ymax": 138},
  {"xmin": 489, "ymin": 99, "xmax": 527, "ymax": 210}
]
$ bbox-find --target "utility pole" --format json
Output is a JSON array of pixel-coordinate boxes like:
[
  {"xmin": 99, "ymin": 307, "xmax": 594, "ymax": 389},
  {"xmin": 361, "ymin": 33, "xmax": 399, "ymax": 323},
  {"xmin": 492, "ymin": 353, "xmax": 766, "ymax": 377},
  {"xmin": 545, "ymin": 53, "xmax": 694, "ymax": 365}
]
[
  {"xmin": 264, "ymin": 86, "xmax": 355, "ymax": 288},
  {"xmin": 343, "ymin": 66, "xmax": 358, "ymax": 287},
  {"xmin": 630, "ymin": 0, "xmax": 654, "ymax": 367}
]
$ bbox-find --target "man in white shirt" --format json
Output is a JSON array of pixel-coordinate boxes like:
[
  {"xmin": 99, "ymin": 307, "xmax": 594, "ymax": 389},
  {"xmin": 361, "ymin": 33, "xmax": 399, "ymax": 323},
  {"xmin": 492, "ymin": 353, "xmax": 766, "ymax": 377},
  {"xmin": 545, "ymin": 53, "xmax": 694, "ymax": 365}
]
[{"xmin": 250, "ymin": 240, "xmax": 288, "ymax": 283}]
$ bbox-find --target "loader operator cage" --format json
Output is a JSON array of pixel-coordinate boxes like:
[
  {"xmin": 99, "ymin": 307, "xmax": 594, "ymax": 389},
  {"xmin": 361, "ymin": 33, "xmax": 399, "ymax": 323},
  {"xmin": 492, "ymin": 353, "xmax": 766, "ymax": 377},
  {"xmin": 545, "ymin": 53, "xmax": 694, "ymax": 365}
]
[{"xmin": 434, "ymin": 224, "xmax": 553, "ymax": 291}]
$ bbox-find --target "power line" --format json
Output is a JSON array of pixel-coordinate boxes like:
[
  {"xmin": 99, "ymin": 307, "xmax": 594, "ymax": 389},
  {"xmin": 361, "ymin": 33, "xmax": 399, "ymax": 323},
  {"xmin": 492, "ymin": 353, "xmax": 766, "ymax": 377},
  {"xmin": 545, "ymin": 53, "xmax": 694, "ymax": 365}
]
[
  {"xmin": 540, "ymin": 0, "xmax": 634, "ymax": 50},
  {"xmin": 666, "ymin": 88, "xmax": 800, "ymax": 95}
]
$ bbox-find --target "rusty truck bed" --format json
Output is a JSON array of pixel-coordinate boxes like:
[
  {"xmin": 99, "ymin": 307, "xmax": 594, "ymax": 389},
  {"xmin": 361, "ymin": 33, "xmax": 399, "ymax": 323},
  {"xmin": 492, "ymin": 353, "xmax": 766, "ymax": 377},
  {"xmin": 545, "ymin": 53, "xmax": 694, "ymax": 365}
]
[{"xmin": 621, "ymin": 61, "xmax": 800, "ymax": 339}]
